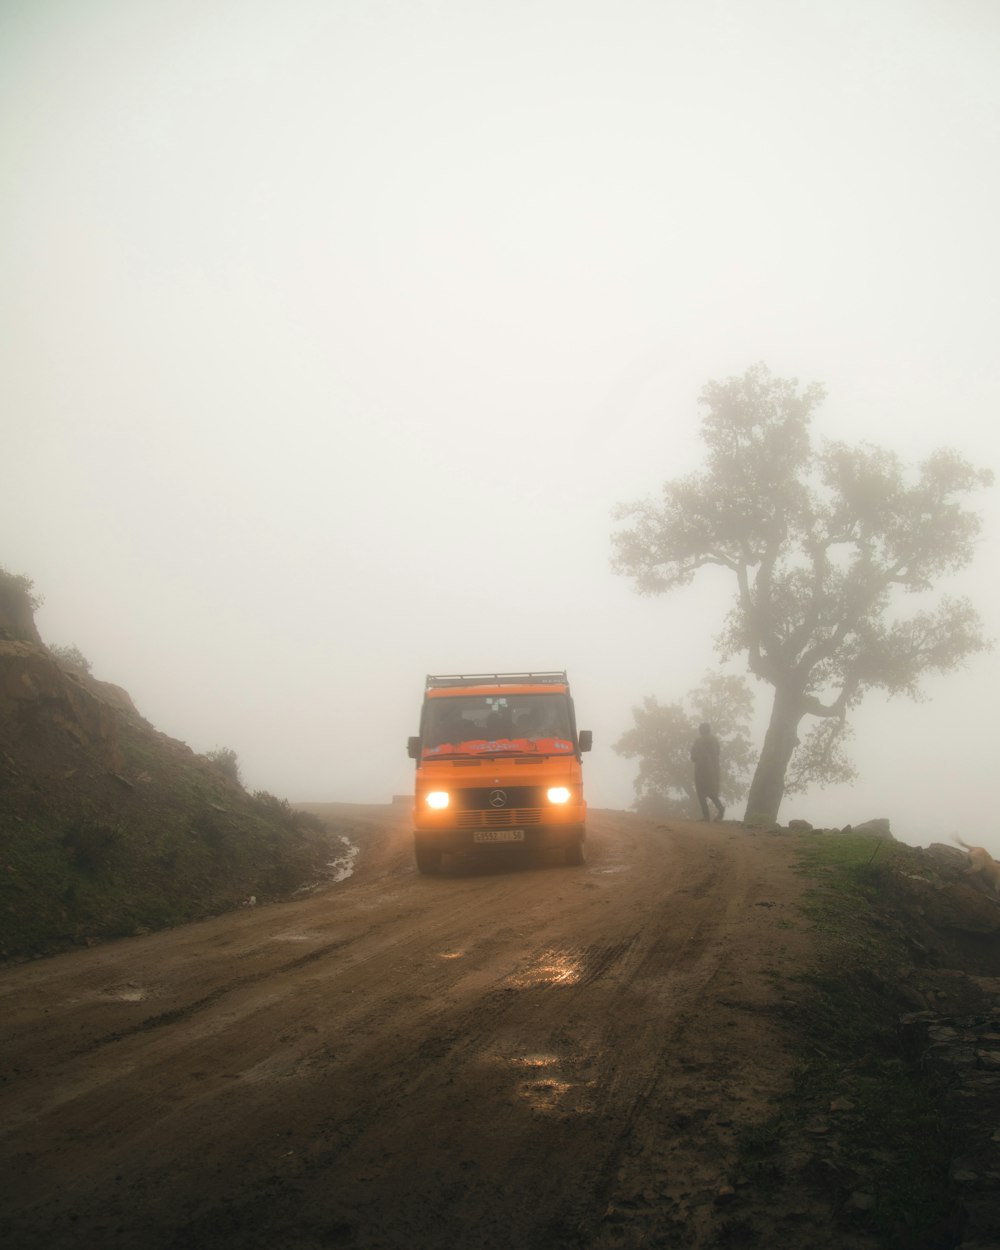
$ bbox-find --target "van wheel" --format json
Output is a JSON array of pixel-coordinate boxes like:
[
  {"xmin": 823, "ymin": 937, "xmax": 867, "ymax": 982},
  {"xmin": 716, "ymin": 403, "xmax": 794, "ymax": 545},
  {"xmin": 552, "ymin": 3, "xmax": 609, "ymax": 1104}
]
[
  {"xmin": 565, "ymin": 839, "xmax": 585, "ymax": 866},
  {"xmin": 415, "ymin": 847, "xmax": 442, "ymax": 874}
]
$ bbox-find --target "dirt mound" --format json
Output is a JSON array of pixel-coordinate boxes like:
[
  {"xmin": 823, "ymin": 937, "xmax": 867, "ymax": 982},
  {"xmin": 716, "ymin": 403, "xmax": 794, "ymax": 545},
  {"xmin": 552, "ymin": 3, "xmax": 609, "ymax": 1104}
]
[
  {"xmin": 0, "ymin": 639, "xmax": 344, "ymax": 960},
  {"xmin": 778, "ymin": 832, "xmax": 1000, "ymax": 1248}
]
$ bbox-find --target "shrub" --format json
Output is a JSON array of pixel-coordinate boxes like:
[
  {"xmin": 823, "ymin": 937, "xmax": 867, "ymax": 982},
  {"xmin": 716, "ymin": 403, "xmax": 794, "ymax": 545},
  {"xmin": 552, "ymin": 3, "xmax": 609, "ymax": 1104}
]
[
  {"xmin": 251, "ymin": 790, "xmax": 324, "ymax": 834},
  {"xmin": 0, "ymin": 566, "xmax": 42, "ymax": 642},
  {"xmin": 62, "ymin": 817, "xmax": 124, "ymax": 872},
  {"xmin": 49, "ymin": 643, "xmax": 93, "ymax": 675},
  {"xmin": 205, "ymin": 746, "xmax": 242, "ymax": 787}
]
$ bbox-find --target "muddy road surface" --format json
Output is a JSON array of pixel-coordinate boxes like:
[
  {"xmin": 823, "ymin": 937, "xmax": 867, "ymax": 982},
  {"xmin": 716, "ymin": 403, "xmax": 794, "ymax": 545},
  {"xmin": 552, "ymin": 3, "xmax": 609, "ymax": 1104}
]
[{"xmin": 1, "ymin": 807, "xmax": 823, "ymax": 1249}]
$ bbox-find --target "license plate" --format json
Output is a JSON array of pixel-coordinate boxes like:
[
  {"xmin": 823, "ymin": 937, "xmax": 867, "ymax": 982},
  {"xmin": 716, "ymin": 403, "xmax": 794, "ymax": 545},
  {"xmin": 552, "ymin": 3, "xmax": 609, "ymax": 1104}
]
[{"xmin": 473, "ymin": 829, "xmax": 526, "ymax": 844}]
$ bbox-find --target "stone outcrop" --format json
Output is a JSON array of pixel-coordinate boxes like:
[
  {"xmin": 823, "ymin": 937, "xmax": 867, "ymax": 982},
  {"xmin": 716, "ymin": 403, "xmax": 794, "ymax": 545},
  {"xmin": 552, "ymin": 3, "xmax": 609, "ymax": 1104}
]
[
  {"xmin": 0, "ymin": 639, "xmax": 129, "ymax": 773},
  {"xmin": 847, "ymin": 817, "xmax": 894, "ymax": 840}
]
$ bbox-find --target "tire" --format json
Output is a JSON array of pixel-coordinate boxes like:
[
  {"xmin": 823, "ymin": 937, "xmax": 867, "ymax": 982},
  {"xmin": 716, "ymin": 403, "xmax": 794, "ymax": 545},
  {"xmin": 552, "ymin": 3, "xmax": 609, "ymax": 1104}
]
[
  {"xmin": 415, "ymin": 846, "xmax": 442, "ymax": 875},
  {"xmin": 565, "ymin": 838, "xmax": 585, "ymax": 866}
]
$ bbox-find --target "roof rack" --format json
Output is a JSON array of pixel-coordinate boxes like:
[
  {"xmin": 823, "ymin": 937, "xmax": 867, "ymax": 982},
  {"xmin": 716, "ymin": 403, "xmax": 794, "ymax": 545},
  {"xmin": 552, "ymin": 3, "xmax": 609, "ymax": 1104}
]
[{"xmin": 426, "ymin": 671, "xmax": 568, "ymax": 689}]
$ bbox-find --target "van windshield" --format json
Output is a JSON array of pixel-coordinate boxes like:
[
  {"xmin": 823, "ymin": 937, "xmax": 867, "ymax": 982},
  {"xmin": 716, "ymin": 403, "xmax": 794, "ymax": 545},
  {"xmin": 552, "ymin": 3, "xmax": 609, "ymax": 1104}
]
[{"xmin": 422, "ymin": 693, "xmax": 574, "ymax": 758}]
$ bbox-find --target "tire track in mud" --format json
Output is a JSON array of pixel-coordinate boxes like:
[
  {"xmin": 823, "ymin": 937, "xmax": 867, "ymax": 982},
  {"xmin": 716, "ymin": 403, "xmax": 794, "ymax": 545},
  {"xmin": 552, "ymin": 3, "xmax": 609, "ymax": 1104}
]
[
  {"xmin": 495, "ymin": 832, "xmax": 784, "ymax": 1247},
  {"xmin": 218, "ymin": 951, "xmax": 655, "ymax": 1249},
  {"xmin": 73, "ymin": 936, "xmax": 359, "ymax": 1054},
  {"xmin": 0, "ymin": 810, "xmax": 814, "ymax": 1250},
  {"xmin": 1, "ymin": 866, "xmax": 634, "ymax": 1172},
  {"xmin": 147, "ymin": 870, "xmax": 676, "ymax": 1247},
  {"xmin": 290, "ymin": 849, "xmax": 742, "ymax": 1250}
]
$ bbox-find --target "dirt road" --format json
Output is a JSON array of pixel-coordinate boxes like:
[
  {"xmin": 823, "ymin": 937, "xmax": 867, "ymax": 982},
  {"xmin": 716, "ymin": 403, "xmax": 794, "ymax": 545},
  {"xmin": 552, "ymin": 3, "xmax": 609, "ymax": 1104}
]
[{"xmin": 0, "ymin": 806, "xmax": 827, "ymax": 1249}]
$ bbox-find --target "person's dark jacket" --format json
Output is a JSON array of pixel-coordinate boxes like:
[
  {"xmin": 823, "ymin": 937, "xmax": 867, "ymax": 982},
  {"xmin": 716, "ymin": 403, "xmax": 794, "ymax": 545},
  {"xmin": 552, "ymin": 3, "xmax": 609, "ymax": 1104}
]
[{"xmin": 691, "ymin": 733, "xmax": 720, "ymax": 788}]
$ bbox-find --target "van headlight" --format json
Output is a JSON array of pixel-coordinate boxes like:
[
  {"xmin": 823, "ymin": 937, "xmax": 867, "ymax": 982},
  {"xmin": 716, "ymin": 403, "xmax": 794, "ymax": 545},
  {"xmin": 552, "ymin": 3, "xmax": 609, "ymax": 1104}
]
[
  {"xmin": 546, "ymin": 787, "xmax": 571, "ymax": 805},
  {"xmin": 425, "ymin": 791, "xmax": 450, "ymax": 810}
]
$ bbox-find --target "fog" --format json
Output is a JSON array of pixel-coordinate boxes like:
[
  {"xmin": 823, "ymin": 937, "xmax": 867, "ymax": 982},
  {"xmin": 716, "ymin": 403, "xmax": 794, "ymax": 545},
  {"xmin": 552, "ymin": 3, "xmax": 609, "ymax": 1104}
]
[{"xmin": 3, "ymin": 1, "xmax": 999, "ymax": 852}]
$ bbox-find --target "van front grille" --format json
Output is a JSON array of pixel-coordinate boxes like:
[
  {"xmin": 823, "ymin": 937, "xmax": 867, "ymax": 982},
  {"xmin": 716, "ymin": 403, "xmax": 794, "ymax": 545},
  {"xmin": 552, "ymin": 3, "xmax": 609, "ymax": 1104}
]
[{"xmin": 452, "ymin": 808, "xmax": 545, "ymax": 829}]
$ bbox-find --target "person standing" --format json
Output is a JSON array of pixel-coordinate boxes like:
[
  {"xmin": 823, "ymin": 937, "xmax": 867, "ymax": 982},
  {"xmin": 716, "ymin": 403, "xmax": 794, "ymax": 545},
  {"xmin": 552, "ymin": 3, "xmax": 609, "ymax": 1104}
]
[{"xmin": 691, "ymin": 723, "xmax": 725, "ymax": 821}]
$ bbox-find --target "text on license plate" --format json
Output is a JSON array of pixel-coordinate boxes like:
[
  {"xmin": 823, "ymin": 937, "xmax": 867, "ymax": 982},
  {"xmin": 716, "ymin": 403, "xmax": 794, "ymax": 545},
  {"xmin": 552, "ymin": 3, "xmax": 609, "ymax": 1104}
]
[{"xmin": 473, "ymin": 829, "xmax": 526, "ymax": 844}]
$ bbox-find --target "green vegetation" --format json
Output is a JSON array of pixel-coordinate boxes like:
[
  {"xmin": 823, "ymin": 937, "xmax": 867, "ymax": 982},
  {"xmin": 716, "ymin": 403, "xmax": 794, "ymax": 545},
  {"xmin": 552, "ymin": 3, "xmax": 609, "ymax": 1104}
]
[
  {"xmin": 48, "ymin": 643, "xmax": 93, "ymax": 675},
  {"xmin": 0, "ymin": 567, "xmax": 342, "ymax": 960},
  {"xmin": 0, "ymin": 779, "xmax": 333, "ymax": 958},
  {"xmin": 0, "ymin": 564, "xmax": 42, "ymax": 641},
  {"xmin": 0, "ymin": 696, "xmax": 336, "ymax": 959},
  {"xmin": 0, "ymin": 565, "xmax": 41, "ymax": 612},
  {"xmin": 204, "ymin": 745, "xmax": 242, "ymax": 787}
]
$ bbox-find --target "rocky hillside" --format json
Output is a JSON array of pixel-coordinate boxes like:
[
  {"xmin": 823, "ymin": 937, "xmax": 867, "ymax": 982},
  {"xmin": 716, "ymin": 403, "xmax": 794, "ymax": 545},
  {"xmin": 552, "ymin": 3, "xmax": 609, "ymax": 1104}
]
[
  {"xmin": 0, "ymin": 576, "xmax": 340, "ymax": 959},
  {"xmin": 763, "ymin": 829, "xmax": 1000, "ymax": 1249}
]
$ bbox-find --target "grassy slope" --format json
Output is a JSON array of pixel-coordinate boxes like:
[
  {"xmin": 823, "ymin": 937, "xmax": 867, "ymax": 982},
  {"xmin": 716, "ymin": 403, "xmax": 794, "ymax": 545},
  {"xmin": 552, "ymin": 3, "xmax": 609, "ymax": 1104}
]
[
  {"xmin": 734, "ymin": 832, "xmax": 999, "ymax": 1249},
  {"xmin": 0, "ymin": 658, "xmax": 340, "ymax": 959}
]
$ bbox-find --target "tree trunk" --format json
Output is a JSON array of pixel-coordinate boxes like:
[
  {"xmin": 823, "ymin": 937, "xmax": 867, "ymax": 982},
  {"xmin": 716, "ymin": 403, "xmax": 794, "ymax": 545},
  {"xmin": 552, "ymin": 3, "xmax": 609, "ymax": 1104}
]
[{"xmin": 743, "ymin": 685, "xmax": 803, "ymax": 825}]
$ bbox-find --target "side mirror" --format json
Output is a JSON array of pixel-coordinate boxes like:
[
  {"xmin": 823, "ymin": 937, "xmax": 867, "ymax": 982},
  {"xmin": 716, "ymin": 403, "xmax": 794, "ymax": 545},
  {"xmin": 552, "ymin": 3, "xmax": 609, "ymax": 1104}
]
[
  {"xmin": 578, "ymin": 730, "xmax": 593, "ymax": 753},
  {"xmin": 407, "ymin": 736, "xmax": 422, "ymax": 760}
]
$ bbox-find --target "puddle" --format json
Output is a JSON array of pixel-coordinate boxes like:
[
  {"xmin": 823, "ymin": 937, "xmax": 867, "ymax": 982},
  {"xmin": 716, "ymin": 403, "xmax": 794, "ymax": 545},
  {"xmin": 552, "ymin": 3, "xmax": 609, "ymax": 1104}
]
[
  {"xmin": 293, "ymin": 836, "xmax": 361, "ymax": 896},
  {"xmin": 498, "ymin": 1053, "xmax": 587, "ymax": 1113},
  {"xmin": 327, "ymin": 836, "xmax": 360, "ymax": 883},
  {"xmin": 505, "ymin": 950, "xmax": 583, "ymax": 989},
  {"xmin": 89, "ymin": 982, "xmax": 149, "ymax": 1004},
  {"xmin": 509, "ymin": 1054, "xmax": 560, "ymax": 1070}
]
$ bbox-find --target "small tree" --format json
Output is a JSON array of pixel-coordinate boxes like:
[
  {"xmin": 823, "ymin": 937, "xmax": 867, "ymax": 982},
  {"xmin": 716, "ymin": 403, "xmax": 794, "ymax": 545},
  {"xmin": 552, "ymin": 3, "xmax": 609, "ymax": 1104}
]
[
  {"xmin": 205, "ymin": 746, "xmax": 242, "ymax": 788},
  {"xmin": 613, "ymin": 364, "xmax": 992, "ymax": 823},
  {"xmin": 614, "ymin": 672, "xmax": 755, "ymax": 819},
  {"xmin": 49, "ymin": 644, "xmax": 93, "ymax": 676},
  {"xmin": 0, "ymin": 566, "xmax": 42, "ymax": 643}
]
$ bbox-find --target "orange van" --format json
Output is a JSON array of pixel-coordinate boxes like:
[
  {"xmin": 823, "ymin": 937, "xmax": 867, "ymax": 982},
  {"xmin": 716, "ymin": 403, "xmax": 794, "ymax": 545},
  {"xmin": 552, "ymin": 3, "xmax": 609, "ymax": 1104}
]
[{"xmin": 406, "ymin": 671, "xmax": 592, "ymax": 873}]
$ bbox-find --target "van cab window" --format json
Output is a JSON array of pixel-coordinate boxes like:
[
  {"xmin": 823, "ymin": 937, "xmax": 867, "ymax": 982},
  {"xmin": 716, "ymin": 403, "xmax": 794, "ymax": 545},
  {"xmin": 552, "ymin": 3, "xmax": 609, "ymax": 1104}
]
[{"xmin": 424, "ymin": 694, "xmax": 572, "ymax": 754}]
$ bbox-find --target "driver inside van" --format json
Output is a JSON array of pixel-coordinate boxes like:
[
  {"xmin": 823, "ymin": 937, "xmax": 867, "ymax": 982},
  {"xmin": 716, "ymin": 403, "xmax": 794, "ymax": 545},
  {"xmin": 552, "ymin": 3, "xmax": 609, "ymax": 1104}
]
[{"xmin": 485, "ymin": 705, "xmax": 514, "ymax": 739}]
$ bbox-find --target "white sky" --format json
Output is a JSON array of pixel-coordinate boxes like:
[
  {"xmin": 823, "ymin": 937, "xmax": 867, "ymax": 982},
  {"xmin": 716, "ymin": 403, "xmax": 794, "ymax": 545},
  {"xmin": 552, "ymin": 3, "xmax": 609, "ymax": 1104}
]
[{"xmin": 3, "ymin": 0, "xmax": 999, "ymax": 850}]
